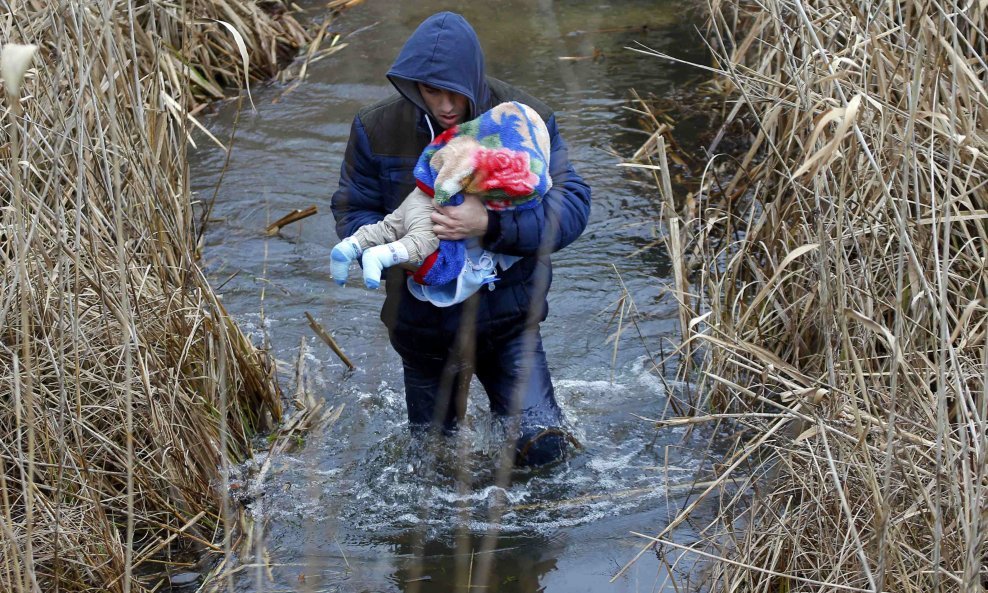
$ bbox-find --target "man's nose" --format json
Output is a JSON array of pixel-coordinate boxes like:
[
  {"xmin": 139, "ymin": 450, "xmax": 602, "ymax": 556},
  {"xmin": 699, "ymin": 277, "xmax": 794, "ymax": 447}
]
[{"xmin": 440, "ymin": 91, "xmax": 456, "ymax": 112}]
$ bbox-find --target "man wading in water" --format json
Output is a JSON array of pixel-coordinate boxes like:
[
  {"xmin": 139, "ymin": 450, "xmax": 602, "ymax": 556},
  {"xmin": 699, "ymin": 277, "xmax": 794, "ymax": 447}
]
[{"xmin": 331, "ymin": 11, "xmax": 591, "ymax": 466}]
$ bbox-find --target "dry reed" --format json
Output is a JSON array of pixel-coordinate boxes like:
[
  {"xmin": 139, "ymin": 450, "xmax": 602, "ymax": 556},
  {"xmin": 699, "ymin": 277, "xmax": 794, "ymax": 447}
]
[
  {"xmin": 0, "ymin": 1, "xmax": 311, "ymax": 591},
  {"xmin": 628, "ymin": 0, "xmax": 988, "ymax": 591}
]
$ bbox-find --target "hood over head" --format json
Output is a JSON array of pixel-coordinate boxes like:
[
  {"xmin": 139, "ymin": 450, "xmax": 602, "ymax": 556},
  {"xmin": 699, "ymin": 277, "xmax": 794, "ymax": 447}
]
[{"xmin": 387, "ymin": 12, "xmax": 490, "ymax": 126}]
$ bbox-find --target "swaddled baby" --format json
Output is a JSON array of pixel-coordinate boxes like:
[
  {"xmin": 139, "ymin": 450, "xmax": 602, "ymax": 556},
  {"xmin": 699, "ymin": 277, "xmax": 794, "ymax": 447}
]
[{"xmin": 330, "ymin": 101, "xmax": 553, "ymax": 307}]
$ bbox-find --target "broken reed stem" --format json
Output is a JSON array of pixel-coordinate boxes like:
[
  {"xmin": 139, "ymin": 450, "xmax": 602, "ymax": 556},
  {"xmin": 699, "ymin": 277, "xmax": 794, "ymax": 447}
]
[
  {"xmin": 265, "ymin": 205, "xmax": 318, "ymax": 235},
  {"xmin": 656, "ymin": 137, "xmax": 694, "ymax": 364},
  {"xmin": 305, "ymin": 312, "xmax": 356, "ymax": 370},
  {"xmin": 667, "ymin": 217, "xmax": 691, "ymax": 362},
  {"xmin": 6, "ymin": 60, "xmax": 39, "ymax": 593}
]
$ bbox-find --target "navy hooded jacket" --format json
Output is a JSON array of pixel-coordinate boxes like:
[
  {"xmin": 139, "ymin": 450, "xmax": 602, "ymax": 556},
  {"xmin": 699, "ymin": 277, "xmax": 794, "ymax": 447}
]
[{"xmin": 331, "ymin": 12, "xmax": 592, "ymax": 342}]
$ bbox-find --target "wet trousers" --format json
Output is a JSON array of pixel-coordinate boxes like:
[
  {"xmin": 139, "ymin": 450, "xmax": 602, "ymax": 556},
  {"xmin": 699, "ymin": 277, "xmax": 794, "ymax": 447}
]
[{"xmin": 389, "ymin": 323, "xmax": 567, "ymax": 466}]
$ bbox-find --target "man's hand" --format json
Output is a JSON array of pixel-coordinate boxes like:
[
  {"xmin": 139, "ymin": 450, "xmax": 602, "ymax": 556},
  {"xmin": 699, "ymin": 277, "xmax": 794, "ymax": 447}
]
[{"xmin": 432, "ymin": 193, "xmax": 488, "ymax": 240}]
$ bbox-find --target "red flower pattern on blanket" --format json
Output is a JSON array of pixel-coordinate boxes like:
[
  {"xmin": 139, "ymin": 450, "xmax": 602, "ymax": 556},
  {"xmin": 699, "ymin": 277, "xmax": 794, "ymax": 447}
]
[
  {"xmin": 471, "ymin": 148, "xmax": 539, "ymax": 197},
  {"xmin": 434, "ymin": 125, "xmax": 459, "ymax": 144}
]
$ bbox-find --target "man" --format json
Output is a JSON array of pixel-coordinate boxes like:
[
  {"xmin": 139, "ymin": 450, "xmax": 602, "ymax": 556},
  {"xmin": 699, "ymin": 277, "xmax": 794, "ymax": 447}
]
[{"xmin": 331, "ymin": 12, "xmax": 591, "ymax": 466}]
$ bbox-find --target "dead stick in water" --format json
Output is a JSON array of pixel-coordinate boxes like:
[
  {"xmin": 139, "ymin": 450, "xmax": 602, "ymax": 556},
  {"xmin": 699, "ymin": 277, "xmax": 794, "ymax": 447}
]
[
  {"xmin": 327, "ymin": 0, "xmax": 367, "ymax": 10},
  {"xmin": 305, "ymin": 311, "xmax": 355, "ymax": 370},
  {"xmin": 265, "ymin": 205, "xmax": 317, "ymax": 235}
]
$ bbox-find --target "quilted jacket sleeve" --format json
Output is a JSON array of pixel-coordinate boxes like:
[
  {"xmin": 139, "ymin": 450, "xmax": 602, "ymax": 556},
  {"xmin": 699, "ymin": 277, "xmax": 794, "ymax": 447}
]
[
  {"xmin": 331, "ymin": 115, "xmax": 387, "ymax": 240},
  {"xmin": 480, "ymin": 115, "xmax": 591, "ymax": 256}
]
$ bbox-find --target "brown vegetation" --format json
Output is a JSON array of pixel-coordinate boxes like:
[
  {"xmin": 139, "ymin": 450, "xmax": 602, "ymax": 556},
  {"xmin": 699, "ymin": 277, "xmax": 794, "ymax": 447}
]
[
  {"xmin": 0, "ymin": 1, "xmax": 312, "ymax": 591},
  {"xmin": 630, "ymin": 0, "xmax": 987, "ymax": 590}
]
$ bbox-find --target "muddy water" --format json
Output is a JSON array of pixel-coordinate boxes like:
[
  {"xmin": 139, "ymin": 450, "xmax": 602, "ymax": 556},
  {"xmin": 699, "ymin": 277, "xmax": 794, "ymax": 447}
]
[{"xmin": 190, "ymin": 1, "xmax": 713, "ymax": 591}]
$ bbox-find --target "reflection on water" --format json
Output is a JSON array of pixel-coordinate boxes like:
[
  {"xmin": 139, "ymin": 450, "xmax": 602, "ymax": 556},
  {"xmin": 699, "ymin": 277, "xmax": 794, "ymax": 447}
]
[{"xmin": 190, "ymin": 0, "xmax": 712, "ymax": 591}]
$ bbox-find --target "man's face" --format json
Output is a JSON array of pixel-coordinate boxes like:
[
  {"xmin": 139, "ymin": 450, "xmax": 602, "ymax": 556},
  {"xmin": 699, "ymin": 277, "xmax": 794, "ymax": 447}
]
[{"xmin": 417, "ymin": 83, "xmax": 468, "ymax": 129}]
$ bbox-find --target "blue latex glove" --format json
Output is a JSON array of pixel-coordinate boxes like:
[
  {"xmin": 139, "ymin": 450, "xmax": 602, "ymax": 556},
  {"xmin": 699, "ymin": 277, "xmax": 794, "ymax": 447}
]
[
  {"xmin": 330, "ymin": 238, "xmax": 362, "ymax": 286},
  {"xmin": 361, "ymin": 242, "xmax": 409, "ymax": 289}
]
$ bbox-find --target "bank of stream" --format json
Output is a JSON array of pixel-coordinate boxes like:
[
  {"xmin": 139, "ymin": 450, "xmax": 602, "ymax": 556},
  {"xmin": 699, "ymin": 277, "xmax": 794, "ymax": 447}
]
[{"xmin": 191, "ymin": 1, "xmax": 716, "ymax": 591}]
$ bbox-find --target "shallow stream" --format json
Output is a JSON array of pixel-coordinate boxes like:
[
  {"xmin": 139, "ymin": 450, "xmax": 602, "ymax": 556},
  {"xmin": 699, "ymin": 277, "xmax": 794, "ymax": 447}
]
[{"xmin": 191, "ymin": 1, "xmax": 714, "ymax": 591}]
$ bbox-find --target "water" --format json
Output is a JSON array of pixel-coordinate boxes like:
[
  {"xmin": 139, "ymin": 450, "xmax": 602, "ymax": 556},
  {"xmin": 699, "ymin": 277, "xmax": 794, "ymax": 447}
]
[{"xmin": 190, "ymin": 1, "xmax": 714, "ymax": 591}]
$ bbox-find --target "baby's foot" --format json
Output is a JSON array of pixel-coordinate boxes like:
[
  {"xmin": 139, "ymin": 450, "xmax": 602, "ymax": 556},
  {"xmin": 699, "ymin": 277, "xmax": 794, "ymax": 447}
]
[
  {"xmin": 330, "ymin": 238, "xmax": 362, "ymax": 285},
  {"xmin": 361, "ymin": 242, "xmax": 409, "ymax": 289}
]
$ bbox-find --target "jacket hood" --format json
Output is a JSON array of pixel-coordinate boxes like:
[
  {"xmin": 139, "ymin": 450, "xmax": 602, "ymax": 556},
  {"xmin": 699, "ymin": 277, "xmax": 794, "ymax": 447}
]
[{"xmin": 387, "ymin": 12, "xmax": 490, "ymax": 126}]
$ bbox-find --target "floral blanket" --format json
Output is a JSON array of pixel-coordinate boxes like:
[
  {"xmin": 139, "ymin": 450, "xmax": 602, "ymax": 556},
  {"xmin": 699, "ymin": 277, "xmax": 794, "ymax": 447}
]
[{"xmin": 411, "ymin": 101, "xmax": 553, "ymax": 287}]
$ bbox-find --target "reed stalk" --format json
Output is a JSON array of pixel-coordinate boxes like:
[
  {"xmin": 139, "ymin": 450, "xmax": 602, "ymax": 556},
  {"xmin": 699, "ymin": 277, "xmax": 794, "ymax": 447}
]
[
  {"xmin": 632, "ymin": 0, "xmax": 987, "ymax": 590},
  {"xmin": 0, "ymin": 1, "xmax": 311, "ymax": 591}
]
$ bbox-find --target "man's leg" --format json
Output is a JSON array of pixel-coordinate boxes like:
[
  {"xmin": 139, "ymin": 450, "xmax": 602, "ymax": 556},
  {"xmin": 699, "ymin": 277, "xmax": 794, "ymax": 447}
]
[
  {"xmin": 390, "ymin": 332, "xmax": 465, "ymax": 433},
  {"xmin": 475, "ymin": 325, "xmax": 567, "ymax": 466}
]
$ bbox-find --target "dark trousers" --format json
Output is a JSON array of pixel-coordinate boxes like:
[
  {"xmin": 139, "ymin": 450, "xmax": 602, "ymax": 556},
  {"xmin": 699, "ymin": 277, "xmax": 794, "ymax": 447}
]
[{"xmin": 389, "ymin": 323, "xmax": 567, "ymax": 466}]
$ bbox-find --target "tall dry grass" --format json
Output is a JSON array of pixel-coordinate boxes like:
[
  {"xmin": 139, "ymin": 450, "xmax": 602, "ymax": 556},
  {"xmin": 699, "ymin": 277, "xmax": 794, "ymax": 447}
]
[
  {"xmin": 0, "ymin": 1, "xmax": 310, "ymax": 591},
  {"xmin": 627, "ymin": 0, "xmax": 988, "ymax": 590}
]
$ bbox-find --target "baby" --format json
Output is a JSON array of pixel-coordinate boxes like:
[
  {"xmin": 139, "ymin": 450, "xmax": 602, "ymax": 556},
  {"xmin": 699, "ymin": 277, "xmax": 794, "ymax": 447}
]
[{"xmin": 330, "ymin": 101, "xmax": 552, "ymax": 307}]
